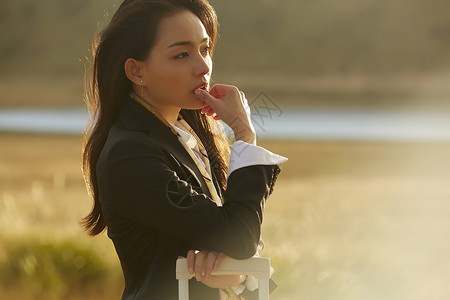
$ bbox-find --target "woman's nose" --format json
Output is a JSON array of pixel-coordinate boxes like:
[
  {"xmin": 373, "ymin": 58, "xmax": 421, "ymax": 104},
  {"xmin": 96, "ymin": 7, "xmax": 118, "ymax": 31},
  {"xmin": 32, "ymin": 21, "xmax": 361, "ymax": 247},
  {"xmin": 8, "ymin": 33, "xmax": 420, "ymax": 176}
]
[{"xmin": 195, "ymin": 52, "xmax": 211, "ymax": 75}]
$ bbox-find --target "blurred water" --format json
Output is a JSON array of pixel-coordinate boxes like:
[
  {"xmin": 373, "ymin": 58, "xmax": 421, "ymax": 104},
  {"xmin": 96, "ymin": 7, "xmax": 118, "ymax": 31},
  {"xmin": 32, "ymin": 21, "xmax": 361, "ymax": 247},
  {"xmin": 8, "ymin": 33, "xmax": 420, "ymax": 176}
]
[
  {"xmin": 0, "ymin": 108, "xmax": 450, "ymax": 141},
  {"xmin": 0, "ymin": 109, "xmax": 88, "ymax": 135}
]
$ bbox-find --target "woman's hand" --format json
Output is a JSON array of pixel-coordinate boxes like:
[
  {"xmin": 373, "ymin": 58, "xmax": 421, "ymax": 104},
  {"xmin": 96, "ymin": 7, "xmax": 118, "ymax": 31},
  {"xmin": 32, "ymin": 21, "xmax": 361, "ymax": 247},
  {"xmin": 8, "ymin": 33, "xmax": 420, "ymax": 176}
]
[
  {"xmin": 195, "ymin": 84, "xmax": 256, "ymax": 145},
  {"xmin": 182, "ymin": 250, "xmax": 246, "ymax": 289}
]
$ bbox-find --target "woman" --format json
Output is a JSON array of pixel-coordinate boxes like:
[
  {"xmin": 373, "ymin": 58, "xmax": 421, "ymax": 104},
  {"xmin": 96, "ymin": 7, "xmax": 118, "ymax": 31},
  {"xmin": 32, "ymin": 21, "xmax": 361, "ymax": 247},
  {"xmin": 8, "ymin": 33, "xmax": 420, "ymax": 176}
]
[{"xmin": 81, "ymin": 0, "xmax": 287, "ymax": 299}]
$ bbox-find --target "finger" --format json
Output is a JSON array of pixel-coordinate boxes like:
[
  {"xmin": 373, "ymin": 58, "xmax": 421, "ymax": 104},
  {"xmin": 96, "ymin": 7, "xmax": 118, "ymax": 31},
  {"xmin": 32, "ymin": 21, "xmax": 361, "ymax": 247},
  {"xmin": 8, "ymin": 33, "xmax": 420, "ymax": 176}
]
[
  {"xmin": 196, "ymin": 84, "xmax": 234, "ymax": 102},
  {"xmin": 205, "ymin": 251, "xmax": 218, "ymax": 278},
  {"xmin": 194, "ymin": 88, "xmax": 220, "ymax": 104},
  {"xmin": 194, "ymin": 251, "xmax": 206, "ymax": 281},
  {"xmin": 208, "ymin": 84, "xmax": 228, "ymax": 99},
  {"xmin": 210, "ymin": 90, "xmax": 226, "ymax": 99},
  {"xmin": 201, "ymin": 103, "xmax": 212, "ymax": 110},
  {"xmin": 205, "ymin": 107, "xmax": 216, "ymax": 116},
  {"xmin": 201, "ymin": 105, "xmax": 214, "ymax": 115},
  {"xmin": 201, "ymin": 105, "xmax": 211, "ymax": 114},
  {"xmin": 213, "ymin": 252, "xmax": 229, "ymax": 272},
  {"xmin": 187, "ymin": 250, "xmax": 196, "ymax": 274}
]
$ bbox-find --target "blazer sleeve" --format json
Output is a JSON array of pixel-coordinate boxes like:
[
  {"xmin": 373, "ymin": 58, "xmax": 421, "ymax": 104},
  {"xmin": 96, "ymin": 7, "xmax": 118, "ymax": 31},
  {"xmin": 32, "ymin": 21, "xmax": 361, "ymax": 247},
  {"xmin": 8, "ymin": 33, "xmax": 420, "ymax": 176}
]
[{"xmin": 97, "ymin": 138, "xmax": 282, "ymax": 260}]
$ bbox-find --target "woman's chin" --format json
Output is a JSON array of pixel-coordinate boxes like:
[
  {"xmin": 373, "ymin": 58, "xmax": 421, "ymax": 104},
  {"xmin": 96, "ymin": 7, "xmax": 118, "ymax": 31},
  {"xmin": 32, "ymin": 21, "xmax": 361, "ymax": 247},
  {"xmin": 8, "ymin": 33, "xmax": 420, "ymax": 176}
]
[{"xmin": 183, "ymin": 95, "xmax": 205, "ymax": 110}]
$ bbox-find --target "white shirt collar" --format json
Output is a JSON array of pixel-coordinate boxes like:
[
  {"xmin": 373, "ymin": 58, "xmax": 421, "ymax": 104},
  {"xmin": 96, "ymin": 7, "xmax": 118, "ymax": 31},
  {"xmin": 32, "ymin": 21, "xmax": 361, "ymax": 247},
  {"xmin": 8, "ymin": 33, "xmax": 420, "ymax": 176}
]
[{"xmin": 170, "ymin": 121, "xmax": 198, "ymax": 149}]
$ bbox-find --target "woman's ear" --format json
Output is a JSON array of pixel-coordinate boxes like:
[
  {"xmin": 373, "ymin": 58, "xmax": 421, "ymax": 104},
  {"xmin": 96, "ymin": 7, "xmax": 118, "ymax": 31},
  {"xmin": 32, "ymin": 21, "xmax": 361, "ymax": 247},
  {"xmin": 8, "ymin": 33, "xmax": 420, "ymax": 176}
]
[{"xmin": 124, "ymin": 58, "xmax": 145, "ymax": 86}]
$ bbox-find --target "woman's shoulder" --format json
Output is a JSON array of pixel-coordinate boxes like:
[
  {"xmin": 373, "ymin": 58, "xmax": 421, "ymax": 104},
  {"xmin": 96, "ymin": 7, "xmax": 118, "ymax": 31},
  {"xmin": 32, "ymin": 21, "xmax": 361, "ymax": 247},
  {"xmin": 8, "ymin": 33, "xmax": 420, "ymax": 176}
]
[{"xmin": 100, "ymin": 122, "xmax": 165, "ymax": 163}]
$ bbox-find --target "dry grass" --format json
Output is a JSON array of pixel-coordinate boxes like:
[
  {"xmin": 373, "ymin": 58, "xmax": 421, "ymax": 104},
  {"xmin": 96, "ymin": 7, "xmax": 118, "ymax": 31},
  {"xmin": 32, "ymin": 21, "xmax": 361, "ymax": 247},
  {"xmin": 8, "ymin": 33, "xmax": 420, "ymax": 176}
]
[
  {"xmin": 0, "ymin": 77, "xmax": 86, "ymax": 108},
  {"xmin": 1, "ymin": 133, "xmax": 449, "ymax": 299},
  {"xmin": 257, "ymin": 139, "xmax": 450, "ymax": 300}
]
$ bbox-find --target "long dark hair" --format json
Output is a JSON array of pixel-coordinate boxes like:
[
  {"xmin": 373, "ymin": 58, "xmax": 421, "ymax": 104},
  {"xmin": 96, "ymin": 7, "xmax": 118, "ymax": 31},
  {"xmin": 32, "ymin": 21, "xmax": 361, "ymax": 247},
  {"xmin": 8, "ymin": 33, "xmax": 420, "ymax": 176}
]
[{"xmin": 81, "ymin": 0, "xmax": 230, "ymax": 236}]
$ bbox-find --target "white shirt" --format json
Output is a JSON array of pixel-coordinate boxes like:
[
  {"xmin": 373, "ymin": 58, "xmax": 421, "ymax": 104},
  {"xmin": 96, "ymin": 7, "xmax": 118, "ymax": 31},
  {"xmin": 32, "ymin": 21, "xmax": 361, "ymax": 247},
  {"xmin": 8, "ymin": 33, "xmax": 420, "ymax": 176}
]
[{"xmin": 171, "ymin": 121, "xmax": 209, "ymax": 171}]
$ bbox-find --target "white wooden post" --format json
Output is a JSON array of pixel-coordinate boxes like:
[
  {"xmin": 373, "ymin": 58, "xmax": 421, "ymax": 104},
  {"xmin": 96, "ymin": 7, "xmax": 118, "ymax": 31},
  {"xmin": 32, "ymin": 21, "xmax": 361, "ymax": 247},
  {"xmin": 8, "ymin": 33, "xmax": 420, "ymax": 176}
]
[{"xmin": 178, "ymin": 279, "xmax": 189, "ymax": 300}]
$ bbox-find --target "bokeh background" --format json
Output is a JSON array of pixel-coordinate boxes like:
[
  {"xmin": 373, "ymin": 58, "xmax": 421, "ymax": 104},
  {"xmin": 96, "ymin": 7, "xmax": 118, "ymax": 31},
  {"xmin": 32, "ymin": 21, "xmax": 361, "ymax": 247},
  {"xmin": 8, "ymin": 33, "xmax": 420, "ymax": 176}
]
[{"xmin": 1, "ymin": 0, "xmax": 450, "ymax": 299}]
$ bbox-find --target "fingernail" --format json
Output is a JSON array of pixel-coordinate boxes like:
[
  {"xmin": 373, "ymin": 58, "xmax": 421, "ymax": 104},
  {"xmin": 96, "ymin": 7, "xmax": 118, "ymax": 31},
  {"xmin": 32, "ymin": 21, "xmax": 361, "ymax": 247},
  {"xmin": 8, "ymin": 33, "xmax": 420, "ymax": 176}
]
[
  {"xmin": 189, "ymin": 266, "xmax": 193, "ymax": 274},
  {"xmin": 194, "ymin": 89, "xmax": 202, "ymax": 95},
  {"xmin": 196, "ymin": 272, "xmax": 201, "ymax": 280}
]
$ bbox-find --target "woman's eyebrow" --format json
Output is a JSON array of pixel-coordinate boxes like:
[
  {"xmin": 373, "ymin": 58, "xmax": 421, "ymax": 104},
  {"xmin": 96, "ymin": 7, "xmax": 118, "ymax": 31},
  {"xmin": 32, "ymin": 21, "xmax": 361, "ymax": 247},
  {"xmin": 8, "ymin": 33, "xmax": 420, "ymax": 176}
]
[{"xmin": 168, "ymin": 37, "xmax": 209, "ymax": 48}]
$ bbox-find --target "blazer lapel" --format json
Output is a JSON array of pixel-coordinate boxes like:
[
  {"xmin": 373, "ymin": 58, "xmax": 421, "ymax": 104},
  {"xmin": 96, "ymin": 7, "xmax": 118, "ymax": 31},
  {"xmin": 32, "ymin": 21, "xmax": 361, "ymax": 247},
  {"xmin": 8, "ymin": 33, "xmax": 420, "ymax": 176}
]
[{"xmin": 117, "ymin": 96, "xmax": 213, "ymax": 199}]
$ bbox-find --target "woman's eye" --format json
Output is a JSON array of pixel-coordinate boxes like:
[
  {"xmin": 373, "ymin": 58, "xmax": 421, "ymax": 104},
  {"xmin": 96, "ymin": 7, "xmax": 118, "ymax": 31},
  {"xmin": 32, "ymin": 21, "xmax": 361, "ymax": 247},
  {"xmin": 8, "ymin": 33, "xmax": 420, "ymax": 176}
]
[
  {"xmin": 174, "ymin": 47, "xmax": 210, "ymax": 60},
  {"xmin": 175, "ymin": 52, "xmax": 188, "ymax": 59}
]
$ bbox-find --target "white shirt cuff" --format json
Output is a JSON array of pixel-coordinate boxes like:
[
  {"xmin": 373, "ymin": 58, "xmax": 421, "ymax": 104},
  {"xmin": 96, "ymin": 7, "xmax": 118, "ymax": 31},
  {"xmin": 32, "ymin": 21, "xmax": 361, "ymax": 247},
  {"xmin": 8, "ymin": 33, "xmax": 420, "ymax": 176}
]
[
  {"xmin": 230, "ymin": 278, "xmax": 247, "ymax": 295},
  {"xmin": 227, "ymin": 140, "xmax": 288, "ymax": 178},
  {"xmin": 230, "ymin": 264, "xmax": 275, "ymax": 294}
]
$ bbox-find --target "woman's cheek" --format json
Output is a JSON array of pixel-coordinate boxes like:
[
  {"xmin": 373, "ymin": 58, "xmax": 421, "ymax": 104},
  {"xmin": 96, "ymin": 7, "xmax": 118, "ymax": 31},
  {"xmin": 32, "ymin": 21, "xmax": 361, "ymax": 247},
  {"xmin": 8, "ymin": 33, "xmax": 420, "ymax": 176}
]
[{"xmin": 168, "ymin": 73, "xmax": 186, "ymax": 92}]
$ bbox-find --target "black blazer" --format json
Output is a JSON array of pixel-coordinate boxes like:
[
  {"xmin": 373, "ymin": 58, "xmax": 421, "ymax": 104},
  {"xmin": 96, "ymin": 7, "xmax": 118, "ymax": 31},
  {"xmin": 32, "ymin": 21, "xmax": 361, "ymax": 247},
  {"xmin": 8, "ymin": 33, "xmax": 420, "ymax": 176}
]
[{"xmin": 96, "ymin": 96, "xmax": 281, "ymax": 299}]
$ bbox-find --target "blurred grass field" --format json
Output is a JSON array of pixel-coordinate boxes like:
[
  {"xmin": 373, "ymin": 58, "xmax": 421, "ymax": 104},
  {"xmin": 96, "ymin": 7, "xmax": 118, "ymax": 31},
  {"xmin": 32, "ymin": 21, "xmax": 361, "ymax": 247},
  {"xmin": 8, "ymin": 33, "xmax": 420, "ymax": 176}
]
[{"xmin": 0, "ymin": 133, "xmax": 449, "ymax": 299}]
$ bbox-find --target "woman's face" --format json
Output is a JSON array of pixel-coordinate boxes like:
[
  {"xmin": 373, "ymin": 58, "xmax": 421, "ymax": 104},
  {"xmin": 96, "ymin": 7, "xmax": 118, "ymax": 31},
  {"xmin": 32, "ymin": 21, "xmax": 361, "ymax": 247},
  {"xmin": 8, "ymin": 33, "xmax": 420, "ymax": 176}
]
[{"xmin": 140, "ymin": 10, "xmax": 212, "ymax": 111}]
